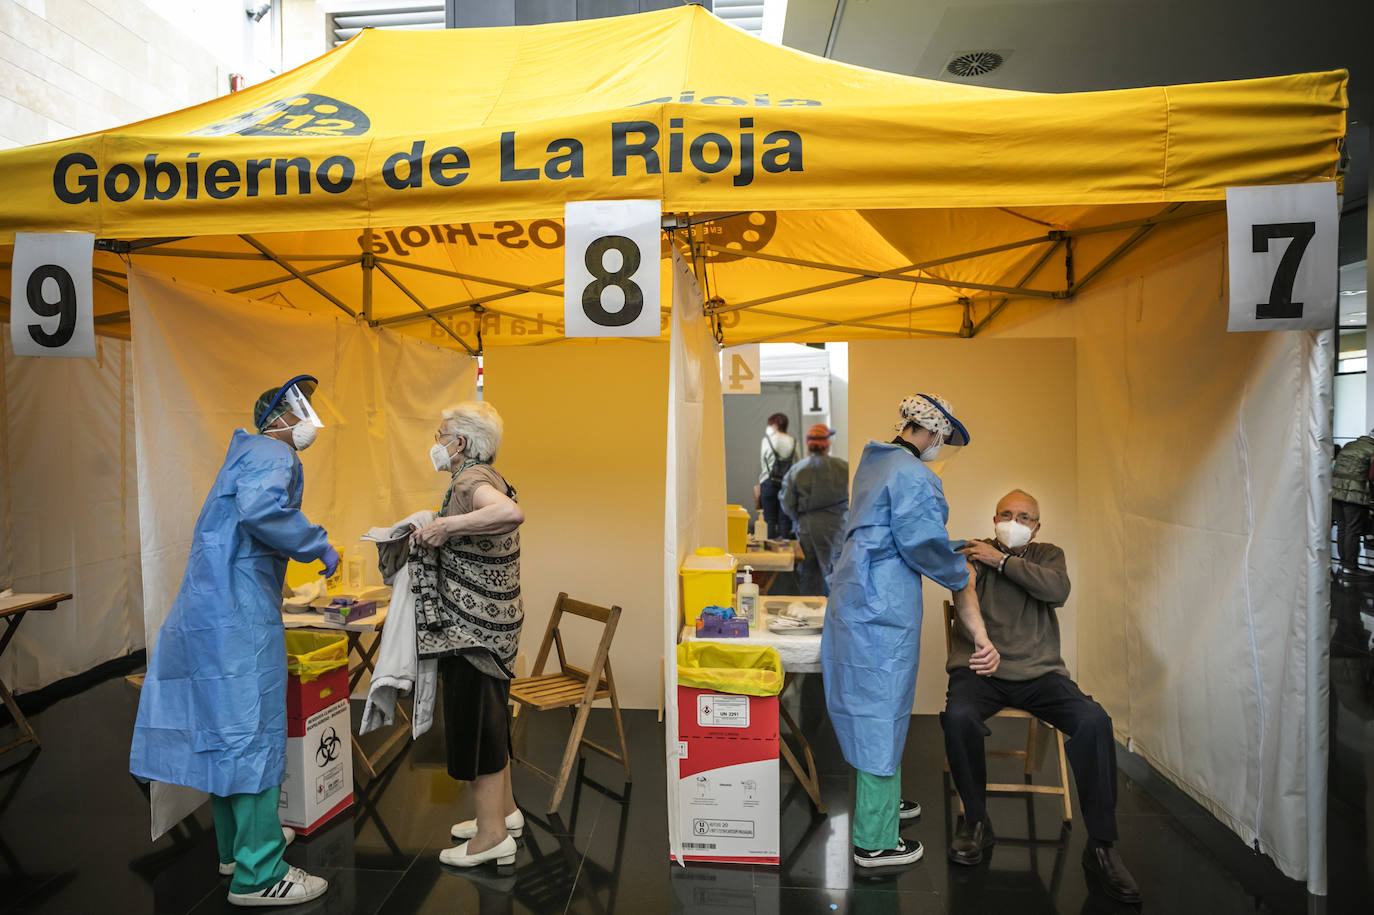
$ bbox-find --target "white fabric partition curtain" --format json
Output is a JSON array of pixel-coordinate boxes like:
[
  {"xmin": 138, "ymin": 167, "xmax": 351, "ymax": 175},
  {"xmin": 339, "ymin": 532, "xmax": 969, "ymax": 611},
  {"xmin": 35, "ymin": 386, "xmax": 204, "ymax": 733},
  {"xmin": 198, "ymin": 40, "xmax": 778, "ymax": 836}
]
[
  {"xmin": 1041, "ymin": 241, "xmax": 1334, "ymax": 890},
  {"xmin": 0, "ymin": 326, "xmax": 143, "ymax": 694},
  {"xmin": 663, "ymin": 248, "xmax": 728, "ymax": 864},
  {"xmin": 128, "ymin": 267, "xmax": 476, "ymax": 837}
]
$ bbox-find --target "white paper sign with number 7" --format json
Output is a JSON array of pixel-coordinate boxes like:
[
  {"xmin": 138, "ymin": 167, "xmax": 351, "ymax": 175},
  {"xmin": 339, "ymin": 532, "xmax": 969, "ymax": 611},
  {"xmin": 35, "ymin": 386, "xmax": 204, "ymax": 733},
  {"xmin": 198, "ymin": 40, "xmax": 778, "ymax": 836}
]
[
  {"xmin": 721, "ymin": 344, "xmax": 761, "ymax": 395},
  {"xmin": 564, "ymin": 200, "xmax": 663, "ymax": 338},
  {"xmin": 1225, "ymin": 182, "xmax": 1338, "ymax": 333},
  {"xmin": 10, "ymin": 232, "xmax": 97, "ymax": 358}
]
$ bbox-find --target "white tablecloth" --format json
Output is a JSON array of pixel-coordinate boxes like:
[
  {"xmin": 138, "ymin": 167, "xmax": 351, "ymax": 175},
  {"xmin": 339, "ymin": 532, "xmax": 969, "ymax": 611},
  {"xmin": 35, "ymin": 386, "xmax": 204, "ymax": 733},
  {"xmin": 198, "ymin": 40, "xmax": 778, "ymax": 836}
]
[
  {"xmin": 680, "ymin": 595, "xmax": 826, "ymax": 673},
  {"xmin": 282, "ymin": 604, "xmax": 389, "ymax": 632}
]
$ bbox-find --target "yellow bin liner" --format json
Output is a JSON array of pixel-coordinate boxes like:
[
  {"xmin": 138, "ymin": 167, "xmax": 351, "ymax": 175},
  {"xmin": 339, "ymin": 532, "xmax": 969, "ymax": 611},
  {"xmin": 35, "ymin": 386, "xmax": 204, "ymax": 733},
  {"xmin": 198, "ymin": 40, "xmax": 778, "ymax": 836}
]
[
  {"xmin": 676, "ymin": 642, "xmax": 783, "ymax": 697},
  {"xmin": 284, "ymin": 631, "xmax": 349, "ymax": 683}
]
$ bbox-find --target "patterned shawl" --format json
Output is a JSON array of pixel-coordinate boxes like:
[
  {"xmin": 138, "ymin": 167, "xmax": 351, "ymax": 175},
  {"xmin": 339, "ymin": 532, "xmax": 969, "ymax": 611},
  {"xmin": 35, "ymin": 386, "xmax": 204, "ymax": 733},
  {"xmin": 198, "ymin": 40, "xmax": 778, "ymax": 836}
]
[{"xmin": 411, "ymin": 466, "xmax": 523, "ymax": 677}]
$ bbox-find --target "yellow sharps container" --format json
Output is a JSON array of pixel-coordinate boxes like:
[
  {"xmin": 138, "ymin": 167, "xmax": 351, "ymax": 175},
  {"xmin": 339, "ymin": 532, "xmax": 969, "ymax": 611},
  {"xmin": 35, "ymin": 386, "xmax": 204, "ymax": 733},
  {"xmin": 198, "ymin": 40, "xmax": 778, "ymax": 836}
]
[
  {"xmin": 726, "ymin": 505, "xmax": 750, "ymax": 555},
  {"xmin": 680, "ymin": 547, "xmax": 738, "ymax": 627}
]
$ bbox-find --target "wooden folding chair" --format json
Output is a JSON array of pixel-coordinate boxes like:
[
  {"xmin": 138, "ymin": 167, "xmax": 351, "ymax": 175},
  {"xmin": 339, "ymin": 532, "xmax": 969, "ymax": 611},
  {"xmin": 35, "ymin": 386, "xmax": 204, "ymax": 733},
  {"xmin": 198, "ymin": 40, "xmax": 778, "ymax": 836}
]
[
  {"xmin": 943, "ymin": 601, "xmax": 1073, "ymax": 823},
  {"xmin": 510, "ymin": 593, "xmax": 632, "ymax": 813}
]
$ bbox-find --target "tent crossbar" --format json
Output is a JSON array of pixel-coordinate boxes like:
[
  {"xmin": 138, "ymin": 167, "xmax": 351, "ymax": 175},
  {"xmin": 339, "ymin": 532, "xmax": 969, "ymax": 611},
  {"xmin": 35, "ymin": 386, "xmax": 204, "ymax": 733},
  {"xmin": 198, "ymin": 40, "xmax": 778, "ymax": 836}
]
[
  {"xmin": 374, "ymin": 262, "xmax": 477, "ymax": 356},
  {"xmin": 1066, "ymin": 203, "xmax": 1221, "ymax": 239},
  {"xmin": 94, "ymin": 310, "xmax": 130, "ymax": 325},
  {"xmin": 1068, "ymin": 203, "xmax": 1183, "ymax": 296},
  {"xmin": 132, "ymin": 248, "xmax": 270, "ymax": 260},
  {"xmin": 480, "ymin": 304, "xmax": 565, "ymax": 332},
  {"xmin": 373, "ymin": 257, "xmax": 563, "ymax": 298},
  {"xmin": 94, "ymin": 272, "xmax": 127, "ymax": 295},
  {"xmin": 971, "ymin": 238, "xmax": 1066, "ymax": 336},
  {"xmin": 227, "ymin": 257, "xmax": 362, "ymax": 295},
  {"xmin": 729, "ymin": 301, "xmax": 964, "ymax": 344},
  {"xmin": 708, "ymin": 232, "xmax": 1052, "ymax": 276},
  {"xmin": 663, "ymin": 212, "xmax": 748, "ymax": 229},
  {"xmin": 239, "ymin": 235, "xmax": 358, "ymax": 319},
  {"xmin": 711, "ymin": 276, "xmax": 872, "ymax": 315},
  {"xmin": 372, "ymin": 280, "xmax": 561, "ymax": 327}
]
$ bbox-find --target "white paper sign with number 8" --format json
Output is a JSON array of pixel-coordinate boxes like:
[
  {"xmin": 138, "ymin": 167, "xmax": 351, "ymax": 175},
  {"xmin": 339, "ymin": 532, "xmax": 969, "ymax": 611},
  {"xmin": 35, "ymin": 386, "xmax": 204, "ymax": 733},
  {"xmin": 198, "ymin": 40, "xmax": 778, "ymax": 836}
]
[
  {"xmin": 10, "ymin": 232, "xmax": 96, "ymax": 358},
  {"xmin": 564, "ymin": 200, "xmax": 662, "ymax": 338}
]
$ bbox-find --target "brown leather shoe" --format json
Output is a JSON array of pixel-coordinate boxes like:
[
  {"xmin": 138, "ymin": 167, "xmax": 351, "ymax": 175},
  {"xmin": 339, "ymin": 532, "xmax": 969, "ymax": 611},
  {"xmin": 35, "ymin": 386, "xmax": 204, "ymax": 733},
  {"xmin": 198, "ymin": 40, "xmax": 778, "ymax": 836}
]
[
  {"xmin": 948, "ymin": 817, "xmax": 994, "ymax": 865},
  {"xmin": 1082, "ymin": 844, "xmax": 1142, "ymax": 904}
]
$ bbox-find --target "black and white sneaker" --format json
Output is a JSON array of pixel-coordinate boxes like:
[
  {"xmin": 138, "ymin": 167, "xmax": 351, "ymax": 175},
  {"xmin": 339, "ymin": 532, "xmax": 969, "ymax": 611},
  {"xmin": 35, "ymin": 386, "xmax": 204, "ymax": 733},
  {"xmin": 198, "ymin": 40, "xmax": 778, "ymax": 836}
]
[
  {"xmin": 899, "ymin": 799, "xmax": 922, "ymax": 821},
  {"xmin": 853, "ymin": 838, "xmax": 924, "ymax": 868},
  {"xmin": 227, "ymin": 865, "xmax": 328, "ymax": 907}
]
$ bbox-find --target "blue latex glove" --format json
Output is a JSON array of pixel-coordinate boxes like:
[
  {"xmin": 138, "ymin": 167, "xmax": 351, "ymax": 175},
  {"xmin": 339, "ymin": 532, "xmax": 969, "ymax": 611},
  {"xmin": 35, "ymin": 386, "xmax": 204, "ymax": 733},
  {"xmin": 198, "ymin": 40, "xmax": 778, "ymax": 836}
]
[{"xmin": 319, "ymin": 544, "xmax": 340, "ymax": 578}]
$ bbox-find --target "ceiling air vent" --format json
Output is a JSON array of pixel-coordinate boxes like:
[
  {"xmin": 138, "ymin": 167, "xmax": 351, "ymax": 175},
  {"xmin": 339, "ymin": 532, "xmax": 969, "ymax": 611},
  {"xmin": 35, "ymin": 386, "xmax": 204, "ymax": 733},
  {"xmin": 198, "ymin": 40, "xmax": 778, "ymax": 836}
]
[{"xmin": 945, "ymin": 50, "xmax": 1008, "ymax": 78}]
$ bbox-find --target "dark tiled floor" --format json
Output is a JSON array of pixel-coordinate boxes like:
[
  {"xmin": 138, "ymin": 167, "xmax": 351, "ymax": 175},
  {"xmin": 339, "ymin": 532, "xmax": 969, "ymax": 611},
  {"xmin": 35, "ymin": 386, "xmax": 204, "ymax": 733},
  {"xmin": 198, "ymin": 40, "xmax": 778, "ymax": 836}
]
[{"xmin": 2, "ymin": 634, "xmax": 1369, "ymax": 914}]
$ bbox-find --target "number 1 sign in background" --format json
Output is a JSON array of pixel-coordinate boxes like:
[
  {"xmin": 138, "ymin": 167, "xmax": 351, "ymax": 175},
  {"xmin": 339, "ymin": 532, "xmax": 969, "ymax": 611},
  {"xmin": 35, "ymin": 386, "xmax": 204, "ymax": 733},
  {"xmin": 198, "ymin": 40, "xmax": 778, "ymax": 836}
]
[
  {"xmin": 1226, "ymin": 182, "xmax": 1338, "ymax": 333},
  {"xmin": 10, "ymin": 232, "xmax": 96, "ymax": 358},
  {"xmin": 564, "ymin": 200, "xmax": 663, "ymax": 338}
]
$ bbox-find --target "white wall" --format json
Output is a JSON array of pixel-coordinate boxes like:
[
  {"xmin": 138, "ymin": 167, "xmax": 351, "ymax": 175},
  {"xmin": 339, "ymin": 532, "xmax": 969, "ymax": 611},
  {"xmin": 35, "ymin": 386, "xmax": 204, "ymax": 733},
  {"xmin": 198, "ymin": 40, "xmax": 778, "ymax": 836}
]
[
  {"xmin": 484, "ymin": 342, "xmax": 669, "ymax": 709},
  {"xmin": 847, "ymin": 337, "xmax": 1078, "ymax": 714},
  {"xmin": 0, "ymin": 0, "xmax": 312, "ymax": 150}
]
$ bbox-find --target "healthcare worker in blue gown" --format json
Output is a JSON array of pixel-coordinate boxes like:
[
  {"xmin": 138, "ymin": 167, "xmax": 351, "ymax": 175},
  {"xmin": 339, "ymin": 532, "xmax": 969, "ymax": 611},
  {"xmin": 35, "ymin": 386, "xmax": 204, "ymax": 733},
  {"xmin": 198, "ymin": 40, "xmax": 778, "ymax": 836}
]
[
  {"xmin": 821, "ymin": 393, "xmax": 1002, "ymax": 870},
  {"xmin": 131, "ymin": 375, "xmax": 339, "ymax": 908}
]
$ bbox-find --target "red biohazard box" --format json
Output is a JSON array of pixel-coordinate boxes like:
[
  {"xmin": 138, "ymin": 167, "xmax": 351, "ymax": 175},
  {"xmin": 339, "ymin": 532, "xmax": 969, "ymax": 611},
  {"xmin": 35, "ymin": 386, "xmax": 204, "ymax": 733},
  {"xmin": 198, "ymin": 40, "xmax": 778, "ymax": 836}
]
[
  {"xmin": 674, "ymin": 686, "xmax": 779, "ymax": 865},
  {"xmin": 286, "ymin": 664, "xmax": 348, "ymax": 721},
  {"xmin": 280, "ymin": 696, "xmax": 353, "ymax": 835}
]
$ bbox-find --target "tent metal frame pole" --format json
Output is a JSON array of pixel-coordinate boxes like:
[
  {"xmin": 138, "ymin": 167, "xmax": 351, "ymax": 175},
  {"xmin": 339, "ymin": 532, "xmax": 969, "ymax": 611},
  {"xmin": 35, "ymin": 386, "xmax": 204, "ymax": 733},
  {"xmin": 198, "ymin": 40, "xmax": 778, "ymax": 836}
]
[
  {"xmin": 372, "ymin": 257, "xmax": 562, "ymax": 298},
  {"xmin": 705, "ymin": 233, "xmax": 1051, "ymax": 278},
  {"xmin": 94, "ymin": 310, "xmax": 130, "ymax": 325},
  {"xmin": 132, "ymin": 248, "xmax": 271, "ymax": 260},
  {"xmin": 361, "ymin": 230, "xmax": 375, "ymax": 323},
  {"xmin": 373, "ymin": 261, "xmax": 477, "ymax": 356},
  {"xmin": 1067, "ymin": 203, "xmax": 1183, "ymax": 295},
  {"xmin": 226, "ymin": 258, "xmax": 361, "ymax": 295},
  {"xmin": 372, "ymin": 279, "xmax": 562, "ymax": 327},
  {"xmin": 728, "ymin": 301, "xmax": 965, "ymax": 344},
  {"xmin": 239, "ymin": 235, "xmax": 358, "ymax": 319},
  {"xmin": 1065, "ymin": 203, "xmax": 1220, "ymax": 239},
  {"xmin": 481, "ymin": 304, "xmax": 565, "ymax": 333},
  {"xmin": 970, "ymin": 238, "xmax": 1065, "ymax": 336},
  {"xmin": 93, "ymin": 273, "xmax": 127, "ymax": 295}
]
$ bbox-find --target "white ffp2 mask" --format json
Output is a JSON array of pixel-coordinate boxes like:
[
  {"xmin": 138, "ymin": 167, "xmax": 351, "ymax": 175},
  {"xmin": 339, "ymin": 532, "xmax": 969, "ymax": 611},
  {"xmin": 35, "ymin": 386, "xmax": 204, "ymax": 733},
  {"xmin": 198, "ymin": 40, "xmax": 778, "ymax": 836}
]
[
  {"xmin": 430, "ymin": 442, "xmax": 453, "ymax": 472},
  {"xmin": 995, "ymin": 520, "xmax": 1034, "ymax": 550},
  {"xmin": 291, "ymin": 422, "xmax": 318, "ymax": 451}
]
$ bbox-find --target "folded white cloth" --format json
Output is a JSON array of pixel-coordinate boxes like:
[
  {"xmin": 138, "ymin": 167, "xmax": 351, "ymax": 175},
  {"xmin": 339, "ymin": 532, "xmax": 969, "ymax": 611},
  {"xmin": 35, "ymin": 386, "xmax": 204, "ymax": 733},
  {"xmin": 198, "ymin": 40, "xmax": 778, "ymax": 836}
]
[{"xmin": 360, "ymin": 510, "xmax": 436, "ymax": 738}]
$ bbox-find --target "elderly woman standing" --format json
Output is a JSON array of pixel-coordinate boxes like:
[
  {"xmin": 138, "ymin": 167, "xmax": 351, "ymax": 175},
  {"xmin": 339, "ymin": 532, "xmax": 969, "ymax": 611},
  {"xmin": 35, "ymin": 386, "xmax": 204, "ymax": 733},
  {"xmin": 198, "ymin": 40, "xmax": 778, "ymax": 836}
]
[{"xmin": 411, "ymin": 402, "xmax": 526, "ymax": 868}]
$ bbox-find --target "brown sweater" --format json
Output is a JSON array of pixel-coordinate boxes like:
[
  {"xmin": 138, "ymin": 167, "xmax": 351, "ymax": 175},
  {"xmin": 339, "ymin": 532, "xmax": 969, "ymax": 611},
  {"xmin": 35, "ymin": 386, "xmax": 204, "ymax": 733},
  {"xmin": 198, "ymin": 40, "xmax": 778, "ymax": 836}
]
[{"xmin": 946, "ymin": 539, "xmax": 1071, "ymax": 681}]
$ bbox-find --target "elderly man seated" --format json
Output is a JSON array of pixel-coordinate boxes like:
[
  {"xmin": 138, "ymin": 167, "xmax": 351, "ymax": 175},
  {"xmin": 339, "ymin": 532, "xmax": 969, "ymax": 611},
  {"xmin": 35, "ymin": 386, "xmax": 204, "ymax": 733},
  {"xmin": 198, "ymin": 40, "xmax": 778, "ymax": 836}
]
[{"xmin": 947, "ymin": 490, "xmax": 1140, "ymax": 904}]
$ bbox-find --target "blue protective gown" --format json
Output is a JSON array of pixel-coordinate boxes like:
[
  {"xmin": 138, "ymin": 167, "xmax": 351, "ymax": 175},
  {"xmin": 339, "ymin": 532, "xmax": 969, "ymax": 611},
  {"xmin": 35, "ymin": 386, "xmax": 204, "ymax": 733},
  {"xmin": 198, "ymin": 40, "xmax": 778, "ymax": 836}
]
[
  {"xmin": 130, "ymin": 430, "xmax": 330, "ymax": 797},
  {"xmin": 820, "ymin": 441, "xmax": 969, "ymax": 777}
]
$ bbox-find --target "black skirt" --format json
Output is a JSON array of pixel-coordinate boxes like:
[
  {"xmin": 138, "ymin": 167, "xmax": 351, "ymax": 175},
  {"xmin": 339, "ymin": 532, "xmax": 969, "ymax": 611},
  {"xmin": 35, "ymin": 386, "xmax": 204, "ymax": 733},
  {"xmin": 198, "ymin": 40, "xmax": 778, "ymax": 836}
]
[{"xmin": 438, "ymin": 653, "xmax": 512, "ymax": 781}]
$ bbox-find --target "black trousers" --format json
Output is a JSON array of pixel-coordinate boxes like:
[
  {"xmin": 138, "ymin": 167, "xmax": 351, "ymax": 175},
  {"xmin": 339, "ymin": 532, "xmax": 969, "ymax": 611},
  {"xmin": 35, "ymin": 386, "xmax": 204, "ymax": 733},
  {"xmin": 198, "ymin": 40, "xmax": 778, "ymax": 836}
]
[
  {"xmin": 759, "ymin": 479, "xmax": 792, "ymax": 540},
  {"xmin": 941, "ymin": 667, "xmax": 1119, "ymax": 842},
  {"xmin": 1334, "ymin": 500, "xmax": 1370, "ymax": 573}
]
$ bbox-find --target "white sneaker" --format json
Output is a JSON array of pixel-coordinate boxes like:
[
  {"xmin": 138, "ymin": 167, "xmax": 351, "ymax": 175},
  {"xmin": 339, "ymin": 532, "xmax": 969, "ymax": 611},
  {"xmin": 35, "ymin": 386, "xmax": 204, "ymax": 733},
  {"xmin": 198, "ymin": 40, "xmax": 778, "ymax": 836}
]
[
  {"xmin": 219, "ymin": 827, "xmax": 297, "ymax": 876},
  {"xmin": 227, "ymin": 865, "xmax": 328, "ymax": 907},
  {"xmin": 899, "ymin": 799, "xmax": 922, "ymax": 821},
  {"xmin": 439, "ymin": 835, "xmax": 518, "ymax": 867},
  {"xmin": 452, "ymin": 810, "xmax": 524, "ymax": 840}
]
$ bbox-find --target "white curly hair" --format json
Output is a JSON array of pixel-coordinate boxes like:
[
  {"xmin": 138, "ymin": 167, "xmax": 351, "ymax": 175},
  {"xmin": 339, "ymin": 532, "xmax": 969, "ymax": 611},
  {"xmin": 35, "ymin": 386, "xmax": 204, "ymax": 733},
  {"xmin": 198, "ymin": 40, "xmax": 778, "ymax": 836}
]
[{"xmin": 440, "ymin": 401, "xmax": 503, "ymax": 464}]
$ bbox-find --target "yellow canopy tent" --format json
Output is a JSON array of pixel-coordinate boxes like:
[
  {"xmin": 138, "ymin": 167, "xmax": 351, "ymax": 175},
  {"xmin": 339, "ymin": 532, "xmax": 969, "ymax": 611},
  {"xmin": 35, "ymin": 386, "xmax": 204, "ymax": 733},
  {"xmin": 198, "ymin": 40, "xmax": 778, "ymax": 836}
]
[
  {"xmin": 0, "ymin": 5, "xmax": 1346, "ymax": 348},
  {"xmin": 0, "ymin": 3, "xmax": 1347, "ymax": 891}
]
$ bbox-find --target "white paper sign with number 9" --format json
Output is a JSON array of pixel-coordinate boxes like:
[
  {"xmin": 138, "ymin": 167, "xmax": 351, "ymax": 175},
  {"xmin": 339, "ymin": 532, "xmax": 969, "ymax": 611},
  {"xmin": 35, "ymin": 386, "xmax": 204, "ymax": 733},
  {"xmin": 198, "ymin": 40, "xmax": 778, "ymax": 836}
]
[
  {"xmin": 10, "ymin": 232, "xmax": 96, "ymax": 358},
  {"xmin": 1225, "ymin": 182, "xmax": 1338, "ymax": 333},
  {"xmin": 564, "ymin": 200, "xmax": 662, "ymax": 338}
]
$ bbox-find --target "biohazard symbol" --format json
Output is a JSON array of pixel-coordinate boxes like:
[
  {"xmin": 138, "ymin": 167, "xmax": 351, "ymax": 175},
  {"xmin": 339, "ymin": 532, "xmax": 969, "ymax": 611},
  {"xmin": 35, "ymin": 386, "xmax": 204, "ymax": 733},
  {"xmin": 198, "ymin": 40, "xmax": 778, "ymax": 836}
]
[{"xmin": 315, "ymin": 727, "xmax": 342, "ymax": 767}]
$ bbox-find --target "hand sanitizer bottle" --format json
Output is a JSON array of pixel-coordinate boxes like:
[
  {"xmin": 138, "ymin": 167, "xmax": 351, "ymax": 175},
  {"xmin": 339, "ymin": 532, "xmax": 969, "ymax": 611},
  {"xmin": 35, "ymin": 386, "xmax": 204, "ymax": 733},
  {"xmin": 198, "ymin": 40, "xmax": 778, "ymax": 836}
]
[
  {"xmin": 754, "ymin": 512, "xmax": 768, "ymax": 546},
  {"xmin": 736, "ymin": 566, "xmax": 759, "ymax": 627}
]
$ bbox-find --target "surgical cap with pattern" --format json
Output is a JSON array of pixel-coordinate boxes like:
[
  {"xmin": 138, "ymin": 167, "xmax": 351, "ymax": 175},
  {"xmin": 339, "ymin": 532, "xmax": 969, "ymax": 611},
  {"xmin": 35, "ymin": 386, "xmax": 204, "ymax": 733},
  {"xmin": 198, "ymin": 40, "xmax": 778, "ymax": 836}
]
[{"xmin": 894, "ymin": 393, "xmax": 956, "ymax": 439}]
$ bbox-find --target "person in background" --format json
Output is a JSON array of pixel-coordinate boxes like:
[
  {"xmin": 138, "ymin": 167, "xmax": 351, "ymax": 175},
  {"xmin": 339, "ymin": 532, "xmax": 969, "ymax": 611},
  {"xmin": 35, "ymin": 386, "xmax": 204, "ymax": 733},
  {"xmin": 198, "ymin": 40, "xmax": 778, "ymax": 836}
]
[
  {"xmin": 950, "ymin": 490, "xmax": 1140, "ymax": 904},
  {"xmin": 821, "ymin": 393, "xmax": 998, "ymax": 869},
  {"xmin": 412, "ymin": 402, "xmax": 527, "ymax": 869},
  {"xmin": 130, "ymin": 375, "xmax": 337, "ymax": 908},
  {"xmin": 1333, "ymin": 430, "xmax": 1374, "ymax": 579},
  {"xmin": 757, "ymin": 412, "xmax": 797, "ymax": 540},
  {"xmin": 780, "ymin": 424, "xmax": 849, "ymax": 595}
]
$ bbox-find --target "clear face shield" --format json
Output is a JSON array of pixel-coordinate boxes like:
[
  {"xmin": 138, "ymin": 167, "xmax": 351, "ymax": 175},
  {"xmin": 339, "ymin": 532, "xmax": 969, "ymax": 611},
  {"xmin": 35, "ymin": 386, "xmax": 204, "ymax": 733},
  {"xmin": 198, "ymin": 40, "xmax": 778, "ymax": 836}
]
[
  {"xmin": 281, "ymin": 381, "xmax": 323, "ymax": 429},
  {"xmin": 905, "ymin": 393, "xmax": 969, "ymax": 476}
]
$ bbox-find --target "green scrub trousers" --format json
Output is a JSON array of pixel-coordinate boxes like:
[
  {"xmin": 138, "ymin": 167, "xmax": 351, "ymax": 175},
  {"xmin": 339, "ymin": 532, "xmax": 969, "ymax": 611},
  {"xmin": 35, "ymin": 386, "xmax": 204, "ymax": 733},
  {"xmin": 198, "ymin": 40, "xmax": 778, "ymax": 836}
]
[
  {"xmin": 212, "ymin": 786, "xmax": 289, "ymax": 894},
  {"xmin": 852, "ymin": 769, "xmax": 901, "ymax": 851}
]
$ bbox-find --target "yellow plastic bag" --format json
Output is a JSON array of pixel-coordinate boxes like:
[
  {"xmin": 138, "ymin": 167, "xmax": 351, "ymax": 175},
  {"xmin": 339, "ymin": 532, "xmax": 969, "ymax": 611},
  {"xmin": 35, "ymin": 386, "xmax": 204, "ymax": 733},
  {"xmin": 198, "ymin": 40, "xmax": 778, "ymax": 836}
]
[
  {"xmin": 284, "ymin": 631, "xmax": 349, "ymax": 683},
  {"xmin": 676, "ymin": 642, "xmax": 783, "ymax": 697}
]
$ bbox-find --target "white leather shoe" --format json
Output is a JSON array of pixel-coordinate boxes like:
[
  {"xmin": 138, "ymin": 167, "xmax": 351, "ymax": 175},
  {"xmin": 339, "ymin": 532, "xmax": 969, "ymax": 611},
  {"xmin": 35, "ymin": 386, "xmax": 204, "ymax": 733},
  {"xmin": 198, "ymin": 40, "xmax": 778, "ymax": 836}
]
[
  {"xmin": 452, "ymin": 810, "xmax": 524, "ymax": 840},
  {"xmin": 439, "ymin": 835, "xmax": 518, "ymax": 867},
  {"xmin": 227, "ymin": 865, "xmax": 327, "ymax": 907},
  {"xmin": 219, "ymin": 827, "xmax": 297, "ymax": 876}
]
